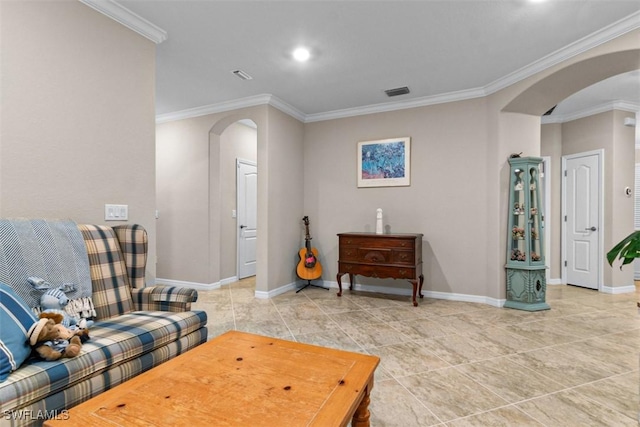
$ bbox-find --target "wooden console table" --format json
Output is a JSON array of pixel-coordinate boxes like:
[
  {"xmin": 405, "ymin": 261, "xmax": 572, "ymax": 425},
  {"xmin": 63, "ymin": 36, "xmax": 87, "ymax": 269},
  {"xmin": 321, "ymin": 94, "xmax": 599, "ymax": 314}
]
[{"xmin": 336, "ymin": 232, "xmax": 424, "ymax": 306}]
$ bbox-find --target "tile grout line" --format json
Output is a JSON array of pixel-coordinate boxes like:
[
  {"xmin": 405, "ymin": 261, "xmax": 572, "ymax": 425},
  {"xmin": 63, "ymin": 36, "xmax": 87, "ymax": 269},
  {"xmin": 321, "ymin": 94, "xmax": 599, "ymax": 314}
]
[
  {"xmin": 228, "ymin": 282, "xmax": 237, "ymax": 331},
  {"xmin": 302, "ymin": 290, "xmax": 372, "ymax": 354},
  {"xmin": 201, "ymin": 281, "xmax": 638, "ymax": 425}
]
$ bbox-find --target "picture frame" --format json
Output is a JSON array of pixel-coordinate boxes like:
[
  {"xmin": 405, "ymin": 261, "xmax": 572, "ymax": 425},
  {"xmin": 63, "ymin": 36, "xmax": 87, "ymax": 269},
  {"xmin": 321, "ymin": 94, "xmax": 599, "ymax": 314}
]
[{"xmin": 357, "ymin": 137, "xmax": 411, "ymax": 188}]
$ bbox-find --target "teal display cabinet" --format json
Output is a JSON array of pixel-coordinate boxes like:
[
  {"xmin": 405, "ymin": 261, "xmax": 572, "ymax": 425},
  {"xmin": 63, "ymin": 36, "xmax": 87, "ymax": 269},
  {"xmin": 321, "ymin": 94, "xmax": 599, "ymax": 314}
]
[{"xmin": 505, "ymin": 156, "xmax": 550, "ymax": 311}]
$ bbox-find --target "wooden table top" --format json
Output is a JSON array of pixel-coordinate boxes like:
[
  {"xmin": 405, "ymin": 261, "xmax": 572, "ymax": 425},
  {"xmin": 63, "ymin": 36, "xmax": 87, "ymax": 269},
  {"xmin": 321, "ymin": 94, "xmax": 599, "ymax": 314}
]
[{"xmin": 44, "ymin": 331, "xmax": 380, "ymax": 427}]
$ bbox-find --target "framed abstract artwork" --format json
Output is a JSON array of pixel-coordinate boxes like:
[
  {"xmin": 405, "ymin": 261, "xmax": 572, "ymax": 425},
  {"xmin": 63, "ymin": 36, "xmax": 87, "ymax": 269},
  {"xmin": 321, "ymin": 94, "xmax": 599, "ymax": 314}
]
[{"xmin": 357, "ymin": 137, "xmax": 411, "ymax": 188}]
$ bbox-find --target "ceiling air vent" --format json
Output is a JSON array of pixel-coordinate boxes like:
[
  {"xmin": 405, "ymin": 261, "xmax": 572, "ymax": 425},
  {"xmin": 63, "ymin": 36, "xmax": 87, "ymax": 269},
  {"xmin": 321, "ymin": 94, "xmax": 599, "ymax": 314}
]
[
  {"xmin": 385, "ymin": 86, "xmax": 410, "ymax": 97},
  {"xmin": 232, "ymin": 69, "xmax": 253, "ymax": 80}
]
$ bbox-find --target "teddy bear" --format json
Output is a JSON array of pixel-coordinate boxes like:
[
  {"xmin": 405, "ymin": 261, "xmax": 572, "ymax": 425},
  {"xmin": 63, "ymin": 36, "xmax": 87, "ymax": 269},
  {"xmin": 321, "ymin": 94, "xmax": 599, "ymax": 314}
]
[{"xmin": 26, "ymin": 312, "xmax": 90, "ymax": 361}]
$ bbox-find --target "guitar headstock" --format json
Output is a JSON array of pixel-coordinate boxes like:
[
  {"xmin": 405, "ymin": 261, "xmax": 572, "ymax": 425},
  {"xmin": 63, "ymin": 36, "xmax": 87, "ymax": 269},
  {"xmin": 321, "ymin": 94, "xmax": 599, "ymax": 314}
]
[{"xmin": 302, "ymin": 216, "xmax": 310, "ymax": 226}]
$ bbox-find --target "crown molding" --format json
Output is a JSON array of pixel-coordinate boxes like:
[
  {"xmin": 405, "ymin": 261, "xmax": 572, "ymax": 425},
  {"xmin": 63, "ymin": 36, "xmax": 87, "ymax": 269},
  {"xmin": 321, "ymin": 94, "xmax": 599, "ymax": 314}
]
[
  {"xmin": 267, "ymin": 95, "xmax": 307, "ymax": 122},
  {"xmin": 541, "ymin": 100, "xmax": 640, "ymax": 124},
  {"xmin": 155, "ymin": 94, "xmax": 306, "ymax": 124},
  {"xmin": 304, "ymin": 88, "xmax": 486, "ymax": 123},
  {"xmin": 484, "ymin": 10, "xmax": 640, "ymax": 96},
  {"xmin": 155, "ymin": 10, "xmax": 640, "ymax": 124},
  {"xmin": 79, "ymin": 0, "xmax": 168, "ymax": 44},
  {"xmin": 156, "ymin": 95, "xmax": 272, "ymax": 124}
]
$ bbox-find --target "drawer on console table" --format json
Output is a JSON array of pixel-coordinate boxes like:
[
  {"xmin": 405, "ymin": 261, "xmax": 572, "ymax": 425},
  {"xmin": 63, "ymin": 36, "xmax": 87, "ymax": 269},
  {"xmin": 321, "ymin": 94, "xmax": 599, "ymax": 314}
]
[
  {"xmin": 339, "ymin": 248, "xmax": 415, "ymax": 265},
  {"xmin": 339, "ymin": 235, "xmax": 415, "ymax": 250},
  {"xmin": 338, "ymin": 262, "xmax": 416, "ymax": 280},
  {"xmin": 391, "ymin": 250, "xmax": 415, "ymax": 264},
  {"xmin": 337, "ymin": 233, "xmax": 422, "ymax": 270}
]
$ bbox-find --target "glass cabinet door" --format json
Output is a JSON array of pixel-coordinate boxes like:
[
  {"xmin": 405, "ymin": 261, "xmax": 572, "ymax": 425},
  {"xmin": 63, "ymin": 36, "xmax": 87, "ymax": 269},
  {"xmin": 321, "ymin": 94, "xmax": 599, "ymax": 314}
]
[
  {"xmin": 528, "ymin": 165, "xmax": 544, "ymax": 265},
  {"xmin": 510, "ymin": 168, "xmax": 526, "ymax": 263},
  {"xmin": 507, "ymin": 158, "xmax": 544, "ymax": 267}
]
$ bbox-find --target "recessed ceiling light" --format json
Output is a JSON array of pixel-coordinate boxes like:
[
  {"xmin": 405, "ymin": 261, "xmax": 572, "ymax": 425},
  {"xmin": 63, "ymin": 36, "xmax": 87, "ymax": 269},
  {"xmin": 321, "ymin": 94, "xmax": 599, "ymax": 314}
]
[{"xmin": 292, "ymin": 47, "xmax": 310, "ymax": 62}]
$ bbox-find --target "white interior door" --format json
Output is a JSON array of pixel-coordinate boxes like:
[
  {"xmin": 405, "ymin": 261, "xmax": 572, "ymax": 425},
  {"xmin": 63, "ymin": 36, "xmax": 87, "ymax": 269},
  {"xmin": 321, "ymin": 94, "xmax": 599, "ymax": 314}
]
[
  {"xmin": 237, "ymin": 159, "xmax": 257, "ymax": 279},
  {"xmin": 563, "ymin": 151, "xmax": 601, "ymax": 290}
]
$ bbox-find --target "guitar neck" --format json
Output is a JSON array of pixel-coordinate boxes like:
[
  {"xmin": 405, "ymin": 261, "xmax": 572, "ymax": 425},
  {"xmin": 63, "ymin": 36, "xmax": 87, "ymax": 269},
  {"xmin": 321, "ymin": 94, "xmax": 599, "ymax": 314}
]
[{"xmin": 304, "ymin": 224, "xmax": 311, "ymax": 247}]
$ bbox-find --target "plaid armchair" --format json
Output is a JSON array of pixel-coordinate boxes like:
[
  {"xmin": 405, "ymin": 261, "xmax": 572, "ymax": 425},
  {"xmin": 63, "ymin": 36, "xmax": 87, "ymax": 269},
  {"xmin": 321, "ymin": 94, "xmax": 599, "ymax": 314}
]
[{"xmin": 78, "ymin": 224, "xmax": 198, "ymax": 319}]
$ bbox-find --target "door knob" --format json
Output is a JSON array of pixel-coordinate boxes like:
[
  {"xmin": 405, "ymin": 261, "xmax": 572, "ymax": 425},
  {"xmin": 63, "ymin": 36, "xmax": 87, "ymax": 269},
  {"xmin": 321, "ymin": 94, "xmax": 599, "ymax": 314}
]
[
  {"xmin": 240, "ymin": 225, "xmax": 247, "ymax": 229},
  {"xmin": 585, "ymin": 226, "xmax": 597, "ymax": 231}
]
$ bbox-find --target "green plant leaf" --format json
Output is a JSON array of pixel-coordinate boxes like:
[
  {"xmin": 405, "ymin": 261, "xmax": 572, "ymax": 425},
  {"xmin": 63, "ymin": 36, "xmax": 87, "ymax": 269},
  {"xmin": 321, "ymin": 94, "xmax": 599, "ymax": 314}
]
[{"xmin": 606, "ymin": 230, "xmax": 640, "ymax": 269}]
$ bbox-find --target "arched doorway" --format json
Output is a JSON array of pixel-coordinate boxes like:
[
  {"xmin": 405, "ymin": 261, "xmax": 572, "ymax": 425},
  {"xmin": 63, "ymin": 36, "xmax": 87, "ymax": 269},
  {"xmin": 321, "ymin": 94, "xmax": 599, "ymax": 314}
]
[
  {"xmin": 501, "ymin": 48, "xmax": 640, "ymax": 292},
  {"xmin": 209, "ymin": 113, "xmax": 264, "ymax": 295},
  {"xmin": 217, "ymin": 120, "xmax": 258, "ymax": 282}
]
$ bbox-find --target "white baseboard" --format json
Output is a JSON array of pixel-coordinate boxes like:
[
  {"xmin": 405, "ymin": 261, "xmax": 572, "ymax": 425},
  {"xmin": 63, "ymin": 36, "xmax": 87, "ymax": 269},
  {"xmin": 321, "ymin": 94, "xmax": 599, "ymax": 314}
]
[
  {"xmin": 220, "ymin": 276, "xmax": 238, "ymax": 286},
  {"xmin": 601, "ymin": 284, "xmax": 636, "ymax": 294},
  {"xmin": 161, "ymin": 277, "xmax": 633, "ymax": 305},
  {"xmin": 322, "ymin": 280, "xmax": 505, "ymax": 308},
  {"xmin": 254, "ymin": 281, "xmax": 298, "ymax": 299},
  {"xmin": 155, "ymin": 277, "xmax": 221, "ymax": 291}
]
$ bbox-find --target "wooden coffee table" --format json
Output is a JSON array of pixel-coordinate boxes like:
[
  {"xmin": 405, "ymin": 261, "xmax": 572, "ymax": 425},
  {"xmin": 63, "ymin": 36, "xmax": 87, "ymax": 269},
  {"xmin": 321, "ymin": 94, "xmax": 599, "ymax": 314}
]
[{"xmin": 44, "ymin": 330, "xmax": 379, "ymax": 427}]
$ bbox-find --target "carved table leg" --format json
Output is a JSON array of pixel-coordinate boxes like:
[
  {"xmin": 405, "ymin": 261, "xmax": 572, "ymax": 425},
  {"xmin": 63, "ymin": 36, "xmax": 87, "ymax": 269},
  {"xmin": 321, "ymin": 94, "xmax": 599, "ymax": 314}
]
[
  {"xmin": 351, "ymin": 386, "xmax": 372, "ymax": 427},
  {"xmin": 337, "ymin": 273, "xmax": 343, "ymax": 297},
  {"xmin": 410, "ymin": 280, "xmax": 418, "ymax": 306},
  {"xmin": 349, "ymin": 273, "xmax": 355, "ymax": 290},
  {"xmin": 419, "ymin": 274, "xmax": 424, "ymax": 299}
]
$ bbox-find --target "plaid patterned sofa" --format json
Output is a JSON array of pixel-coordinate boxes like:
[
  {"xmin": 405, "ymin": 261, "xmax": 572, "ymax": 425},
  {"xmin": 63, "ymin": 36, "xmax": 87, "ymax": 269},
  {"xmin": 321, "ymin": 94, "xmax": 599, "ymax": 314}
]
[{"xmin": 0, "ymin": 223, "xmax": 207, "ymax": 427}]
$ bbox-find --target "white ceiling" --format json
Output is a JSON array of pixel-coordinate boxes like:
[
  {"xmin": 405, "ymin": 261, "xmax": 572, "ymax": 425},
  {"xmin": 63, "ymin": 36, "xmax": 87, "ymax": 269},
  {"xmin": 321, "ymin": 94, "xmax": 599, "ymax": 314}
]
[{"xmin": 110, "ymin": 0, "xmax": 640, "ymax": 122}]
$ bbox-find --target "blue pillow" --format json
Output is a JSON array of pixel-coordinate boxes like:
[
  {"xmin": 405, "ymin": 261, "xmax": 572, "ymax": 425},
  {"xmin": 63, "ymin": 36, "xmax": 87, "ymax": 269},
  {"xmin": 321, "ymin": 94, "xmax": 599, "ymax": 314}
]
[{"xmin": 0, "ymin": 282, "xmax": 37, "ymax": 382}]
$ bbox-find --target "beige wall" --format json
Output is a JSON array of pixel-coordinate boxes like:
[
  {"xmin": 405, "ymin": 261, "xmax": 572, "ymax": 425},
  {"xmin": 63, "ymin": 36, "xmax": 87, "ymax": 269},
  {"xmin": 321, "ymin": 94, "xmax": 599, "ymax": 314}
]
[
  {"xmin": 156, "ymin": 115, "xmax": 214, "ymax": 284},
  {"xmin": 264, "ymin": 107, "xmax": 306, "ymax": 289},
  {"xmin": 304, "ymin": 98, "xmax": 495, "ymax": 298},
  {"xmin": 156, "ymin": 105, "xmax": 304, "ymax": 293},
  {"xmin": 540, "ymin": 123, "xmax": 563, "ymax": 281},
  {"xmin": 611, "ymin": 110, "xmax": 636, "ymax": 287},
  {"xmin": 220, "ymin": 122, "xmax": 257, "ymax": 279},
  {"xmin": 0, "ymin": 1, "xmax": 157, "ymax": 280},
  {"xmin": 560, "ymin": 110, "xmax": 635, "ymax": 288}
]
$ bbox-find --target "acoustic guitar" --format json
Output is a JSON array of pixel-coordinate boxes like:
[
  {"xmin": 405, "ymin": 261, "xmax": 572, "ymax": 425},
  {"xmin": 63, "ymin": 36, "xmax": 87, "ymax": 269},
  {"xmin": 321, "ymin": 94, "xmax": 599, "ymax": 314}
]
[{"xmin": 296, "ymin": 216, "xmax": 323, "ymax": 281}]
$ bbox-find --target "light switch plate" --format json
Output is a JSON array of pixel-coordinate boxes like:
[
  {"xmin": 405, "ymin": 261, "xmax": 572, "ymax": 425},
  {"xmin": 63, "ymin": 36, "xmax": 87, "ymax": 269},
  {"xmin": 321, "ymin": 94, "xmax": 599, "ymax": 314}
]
[{"xmin": 105, "ymin": 204, "xmax": 128, "ymax": 221}]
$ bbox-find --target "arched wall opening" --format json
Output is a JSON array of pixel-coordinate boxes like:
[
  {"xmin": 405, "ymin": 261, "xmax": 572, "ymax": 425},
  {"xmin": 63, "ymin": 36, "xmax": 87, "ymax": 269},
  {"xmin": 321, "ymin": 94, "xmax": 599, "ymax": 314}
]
[
  {"xmin": 156, "ymin": 104, "xmax": 303, "ymax": 296},
  {"xmin": 215, "ymin": 120, "xmax": 258, "ymax": 284},
  {"xmin": 504, "ymin": 50, "xmax": 640, "ymax": 115},
  {"xmin": 493, "ymin": 48, "xmax": 640, "ymax": 295},
  {"xmin": 209, "ymin": 113, "xmax": 266, "ymax": 294}
]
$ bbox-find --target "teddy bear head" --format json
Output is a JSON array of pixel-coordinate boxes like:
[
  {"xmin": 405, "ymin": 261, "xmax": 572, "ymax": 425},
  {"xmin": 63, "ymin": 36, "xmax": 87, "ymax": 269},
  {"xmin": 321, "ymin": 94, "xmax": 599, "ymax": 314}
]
[{"xmin": 26, "ymin": 312, "xmax": 87, "ymax": 361}]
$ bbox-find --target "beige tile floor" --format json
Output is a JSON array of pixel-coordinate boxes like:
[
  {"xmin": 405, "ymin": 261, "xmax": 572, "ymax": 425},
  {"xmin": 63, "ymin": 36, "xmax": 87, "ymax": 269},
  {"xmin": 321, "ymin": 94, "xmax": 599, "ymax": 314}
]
[{"xmin": 191, "ymin": 278, "xmax": 639, "ymax": 426}]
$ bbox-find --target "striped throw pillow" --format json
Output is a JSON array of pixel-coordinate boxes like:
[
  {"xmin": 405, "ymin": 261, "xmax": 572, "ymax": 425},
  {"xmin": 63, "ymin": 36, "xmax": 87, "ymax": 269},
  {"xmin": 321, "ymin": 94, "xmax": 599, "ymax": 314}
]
[{"xmin": 0, "ymin": 282, "xmax": 37, "ymax": 382}]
